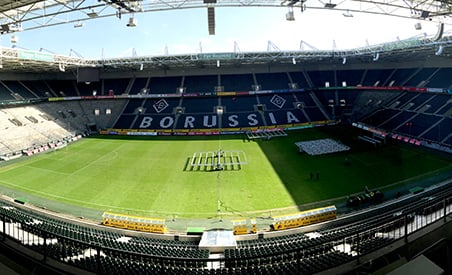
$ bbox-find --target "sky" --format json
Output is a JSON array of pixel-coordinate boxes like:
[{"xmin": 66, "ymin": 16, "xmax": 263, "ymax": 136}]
[{"xmin": 0, "ymin": 6, "xmax": 447, "ymax": 59}]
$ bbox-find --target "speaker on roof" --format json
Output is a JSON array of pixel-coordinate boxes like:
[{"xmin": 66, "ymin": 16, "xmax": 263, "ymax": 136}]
[
  {"xmin": 207, "ymin": 7, "xmax": 215, "ymax": 35},
  {"xmin": 1, "ymin": 24, "xmax": 9, "ymax": 33}
]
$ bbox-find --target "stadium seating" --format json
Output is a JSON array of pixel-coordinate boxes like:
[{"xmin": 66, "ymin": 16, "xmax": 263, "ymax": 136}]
[
  {"xmin": 76, "ymin": 81, "xmax": 103, "ymax": 96},
  {"xmin": 385, "ymin": 68, "xmax": 419, "ymax": 87},
  {"xmin": 336, "ymin": 69, "xmax": 364, "ymax": 87},
  {"xmin": 142, "ymin": 98, "xmax": 180, "ymax": 114},
  {"xmin": 421, "ymin": 118, "xmax": 452, "ymax": 144},
  {"xmin": 427, "ymin": 67, "xmax": 452, "ymax": 87},
  {"xmin": 254, "ymin": 73, "xmax": 291, "ymax": 90},
  {"xmin": 396, "ymin": 113, "xmax": 442, "ymax": 137},
  {"xmin": 0, "ymin": 67, "xmax": 451, "ymax": 274},
  {"xmin": 16, "ymin": 80, "xmax": 51, "ymax": 98},
  {"xmin": 184, "ymin": 75, "xmax": 218, "ymax": 93},
  {"xmin": 287, "ymin": 72, "xmax": 310, "ymax": 88},
  {"xmin": 258, "ymin": 93, "xmax": 298, "ymax": 111},
  {"xmin": 293, "ymin": 92, "xmax": 316, "ymax": 107},
  {"xmin": 46, "ymin": 80, "xmax": 78, "ymax": 97},
  {"xmin": 2, "ymin": 80, "xmax": 37, "ymax": 99},
  {"xmin": 129, "ymin": 77, "xmax": 149, "ymax": 95},
  {"xmin": 103, "ymin": 78, "xmax": 133, "ymax": 95},
  {"xmin": 360, "ymin": 69, "xmax": 393, "ymax": 86},
  {"xmin": 422, "ymin": 94, "xmax": 451, "ymax": 114},
  {"xmin": 181, "ymin": 97, "xmax": 219, "ymax": 113},
  {"xmin": 148, "ymin": 76, "xmax": 183, "ymax": 94},
  {"xmin": 122, "ymin": 99, "xmax": 145, "ymax": 114},
  {"xmin": 403, "ymin": 68, "xmax": 439, "ymax": 87},
  {"xmin": 379, "ymin": 110, "xmax": 417, "ymax": 130},
  {"xmin": 0, "ymin": 82, "xmax": 17, "ymax": 101},
  {"xmin": 220, "ymin": 74, "xmax": 254, "ymax": 91},
  {"xmin": 435, "ymin": 101, "xmax": 452, "ymax": 116},
  {"xmin": 0, "ymin": 69, "xmax": 450, "ymax": 158},
  {"xmin": 220, "ymin": 95, "xmax": 259, "ymax": 112},
  {"xmin": 306, "ymin": 70, "xmax": 335, "ymax": 88}
]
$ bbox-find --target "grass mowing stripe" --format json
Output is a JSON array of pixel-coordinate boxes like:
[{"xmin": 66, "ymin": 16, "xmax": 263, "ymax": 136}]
[{"xmin": 0, "ymin": 127, "xmax": 449, "ymax": 219}]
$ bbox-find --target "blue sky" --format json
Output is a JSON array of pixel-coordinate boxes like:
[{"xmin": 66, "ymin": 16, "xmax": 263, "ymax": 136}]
[{"xmin": 2, "ymin": 7, "xmax": 445, "ymax": 58}]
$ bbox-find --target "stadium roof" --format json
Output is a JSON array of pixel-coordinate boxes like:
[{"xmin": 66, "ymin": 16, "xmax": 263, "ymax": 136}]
[
  {"xmin": 0, "ymin": 0, "xmax": 452, "ymax": 33},
  {"xmin": 0, "ymin": 0, "xmax": 452, "ymax": 75},
  {"xmin": 1, "ymin": 34, "xmax": 451, "ymax": 74}
]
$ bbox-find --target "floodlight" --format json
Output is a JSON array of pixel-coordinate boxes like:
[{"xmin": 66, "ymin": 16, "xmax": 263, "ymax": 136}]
[
  {"xmin": 286, "ymin": 5, "xmax": 295, "ymax": 21},
  {"xmin": 325, "ymin": 2, "xmax": 336, "ymax": 8},
  {"xmin": 87, "ymin": 10, "xmax": 98, "ymax": 18},
  {"xmin": 127, "ymin": 16, "xmax": 137, "ymax": 27},
  {"xmin": 74, "ymin": 21, "xmax": 83, "ymax": 28},
  {"xmin": 11, "ymin": 35, "xmax": 18, "ymax": 44},
  {"xmin": 420, "ymin": 11, "xmax": 429, "ymax": 18},
  {"xmin": 216, "ymin": 106, "xmax": 224, "ymax": 115},
  {"xmin": 286, "ymin": 11, "xmax": 295, "ymax": 21},
  {"xmin": 373, "ymin": 53, "xmax": 380, "ymax": 61},
  {"xmin": 289, "ymin": 83, "xmax": 298, "ymax": 89},
  {"xmin": 343, "ymin": 11, "xmax": 353, "ymax": 17},
  {"xmin": 435, "ymin": 45, "xmax": 444, "ymax": 56}
]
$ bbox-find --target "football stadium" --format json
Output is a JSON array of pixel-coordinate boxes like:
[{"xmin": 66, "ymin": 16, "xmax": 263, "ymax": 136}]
[{"xmin": 0, "ymin": 1, "xmax": 451, "ymax": 274}]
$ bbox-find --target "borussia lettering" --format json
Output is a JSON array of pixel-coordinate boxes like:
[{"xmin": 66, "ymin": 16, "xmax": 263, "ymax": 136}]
[
  {"xmin": 287, "ymin": 111, "xmax": 300, "ymax": 123},
  {"xmin": 228, "ymin": 115, "xmax": 239, "ymax": 127},
  {"xmin": 203, "ymin": 115, "xmax": 217, "ymax": 128},
  {"xmin": 137, "ymin": 111, "xmax": 301, "ymax": 129},
  {"xmin": 160, "ymin": 116, "xmax": 174, "ymax": 128},
  {"xmin": 247, "ymin": 114, "xmax": 259, "ymax": 126},
  {"xmin": 139, "ymin": 116, "xmax": 153, "ymax": 128},
  {"xmin": 184, "ymin": 116, "xmax": 195, "ymax": 128}
]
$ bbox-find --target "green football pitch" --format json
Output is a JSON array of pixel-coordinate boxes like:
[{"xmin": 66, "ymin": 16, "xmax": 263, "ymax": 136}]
[{"xmin": 0, "ymin": 127, "xmax": 450, "ymax": 220}]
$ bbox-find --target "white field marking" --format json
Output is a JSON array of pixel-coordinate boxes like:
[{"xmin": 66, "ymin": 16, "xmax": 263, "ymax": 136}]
[
  {"xmin": 91, "ymin": 150, "xmax": 119, "ymax": 165},
  {"xmin": 0, "ymin": 178, "xmax": 194, "ymax": 215},
  {"xmin": 22, "ymin": 165, "xmax": 71, "ymax": 176}
]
